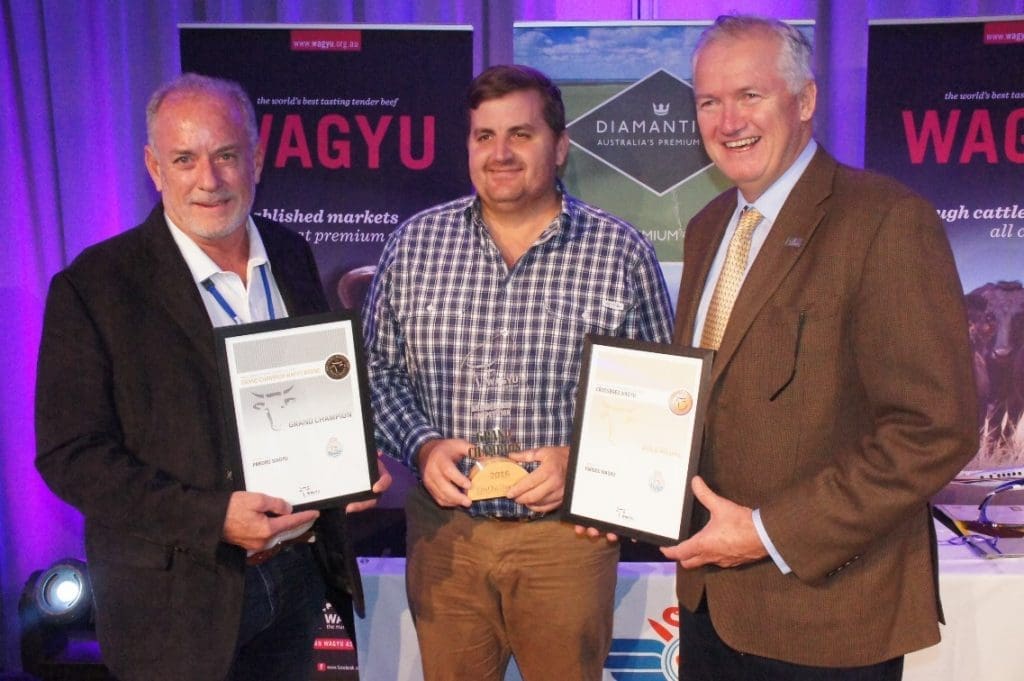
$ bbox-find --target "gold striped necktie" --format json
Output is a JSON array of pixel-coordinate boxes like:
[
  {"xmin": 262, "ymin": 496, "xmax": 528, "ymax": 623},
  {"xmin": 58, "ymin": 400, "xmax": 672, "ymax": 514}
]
[{"xmin": 700, "ymin": 206, "xmax": 764, "ymax": 350}]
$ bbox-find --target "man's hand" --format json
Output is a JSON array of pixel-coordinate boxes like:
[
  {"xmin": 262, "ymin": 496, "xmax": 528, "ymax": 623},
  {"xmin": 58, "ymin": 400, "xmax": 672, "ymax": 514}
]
[
  {"xmin": 574, "ymin": 525, "xmax": 620, "ymax": 543},
  {"xmin": 222, "ymin": 491, "xmax": 319, "ymax": 552},
  {"xmin": 660, "ymin": 476, "xmax": 768, "ymax": 569},
  {"xmin": 507, "ymin": 446, "xmax": 569, "ymax": 513},
  {"xmin": 418, "ymin": 438, "xmax": 473, "ymax": 508},
  {"xmin": 345, "ymin": 453, "xmax": 394, "ymax": 514}
]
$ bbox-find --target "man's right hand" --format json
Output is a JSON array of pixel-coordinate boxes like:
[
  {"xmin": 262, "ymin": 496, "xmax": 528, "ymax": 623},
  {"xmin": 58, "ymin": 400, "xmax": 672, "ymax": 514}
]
[
  {"xmin": 417, "ymin": 438, "xmax": 473, "ymax": 508},
  {"xmin": 222, "ymin": 491, "xmax": 320, "ymax": 552}
]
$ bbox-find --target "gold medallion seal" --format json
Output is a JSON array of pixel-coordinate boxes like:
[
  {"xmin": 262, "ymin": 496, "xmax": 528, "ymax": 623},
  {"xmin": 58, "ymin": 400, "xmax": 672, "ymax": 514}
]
[
  {"xmin": 668, "ymin": 389, "xmax": 693, "ymax": 415},
  {"xmin": 325, "ymin": 354, "xmax": 350, "ymax": 380}
]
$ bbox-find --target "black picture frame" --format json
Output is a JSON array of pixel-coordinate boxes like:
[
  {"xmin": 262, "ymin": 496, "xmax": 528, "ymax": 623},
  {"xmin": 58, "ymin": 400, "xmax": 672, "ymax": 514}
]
[
  {"xmin": 214, "ymin": 311, "xmax": 379, "ymax": 512},
  {"xmin": 562, "ymin": 335, "xmax": 712, "ymax": 546}
]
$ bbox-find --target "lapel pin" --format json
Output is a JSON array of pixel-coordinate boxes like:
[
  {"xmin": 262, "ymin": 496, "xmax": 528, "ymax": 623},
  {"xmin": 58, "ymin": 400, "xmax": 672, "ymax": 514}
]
[{"xmin": 784, "ymin": 237, "xmax": 804, "ymax": 248}]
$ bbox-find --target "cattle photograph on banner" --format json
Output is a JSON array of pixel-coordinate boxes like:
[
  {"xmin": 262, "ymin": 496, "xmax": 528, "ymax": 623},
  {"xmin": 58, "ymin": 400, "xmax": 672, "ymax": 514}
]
[
  {"xmin": 866, "ymin": 17, "xmax": 1024, "ymax": 474},
  {"xmin": 180, "ymin": 25, "xmax": 473, "ymax": 317},
  {"xmin": 513, "ymin": 22, "xmax": 813, "ymax": 307}
]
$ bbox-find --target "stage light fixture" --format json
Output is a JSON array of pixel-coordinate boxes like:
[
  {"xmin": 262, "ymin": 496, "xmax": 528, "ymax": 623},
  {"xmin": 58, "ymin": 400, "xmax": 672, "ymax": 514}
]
[
  {"xmin": 32, "ymin": 558, "xmax": 92, "ymax": 625},
  {"xmin": 19, "ymin": 557, "xmax": 113, "ymax": 680}
]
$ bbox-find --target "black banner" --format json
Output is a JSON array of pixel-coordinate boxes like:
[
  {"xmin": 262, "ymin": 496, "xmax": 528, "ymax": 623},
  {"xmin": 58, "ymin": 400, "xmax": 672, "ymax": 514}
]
[{"xmin": 181, "ymin": 25, "xmax": 474, "ymax": 314}]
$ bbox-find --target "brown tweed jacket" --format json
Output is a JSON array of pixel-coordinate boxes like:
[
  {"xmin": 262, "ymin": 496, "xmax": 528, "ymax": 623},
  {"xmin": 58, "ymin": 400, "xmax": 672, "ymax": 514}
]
[{"xmin": 673, "ymin": 148, "xmax": 977, "ymax": 666}]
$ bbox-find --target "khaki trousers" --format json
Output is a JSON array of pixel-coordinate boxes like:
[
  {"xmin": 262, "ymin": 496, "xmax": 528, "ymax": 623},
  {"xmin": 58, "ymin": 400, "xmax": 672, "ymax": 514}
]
[{"xmin": 405, "ymin": 485, "xmax": 619, "ymax": 681}]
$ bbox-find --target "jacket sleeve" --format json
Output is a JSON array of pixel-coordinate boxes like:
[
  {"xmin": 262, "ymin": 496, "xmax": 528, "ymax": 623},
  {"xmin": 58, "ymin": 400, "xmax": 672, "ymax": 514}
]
[
  {"xmin": 35, "ymin": 270, "xmax": 230, "ymax": 566},
  {"xmin": 759, "ymin": 192, "xmax": 977, "ymax": 583}
]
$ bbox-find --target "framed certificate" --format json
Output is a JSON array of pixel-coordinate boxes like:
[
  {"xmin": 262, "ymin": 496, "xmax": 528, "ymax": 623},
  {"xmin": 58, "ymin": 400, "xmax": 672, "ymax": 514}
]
[
  {"xmin": 563, "ymin": 335, "xmax": 712, "ymax": 546},
  {"xmin": 215, "ymin": 312, "xmax": 379, "ymax": 511}
]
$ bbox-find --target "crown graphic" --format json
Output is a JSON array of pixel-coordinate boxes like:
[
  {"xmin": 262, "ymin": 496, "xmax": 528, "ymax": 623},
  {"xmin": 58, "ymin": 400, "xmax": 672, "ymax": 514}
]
[{"xmin": 652, "ymin": 102, "xmax": 670, "ymax": 116}]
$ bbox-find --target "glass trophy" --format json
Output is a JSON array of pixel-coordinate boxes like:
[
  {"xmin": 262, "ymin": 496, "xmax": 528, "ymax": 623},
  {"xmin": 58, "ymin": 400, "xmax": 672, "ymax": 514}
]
[{"xmin": 462, "ymin": 330, "xmax": 527, "ymax": 500}]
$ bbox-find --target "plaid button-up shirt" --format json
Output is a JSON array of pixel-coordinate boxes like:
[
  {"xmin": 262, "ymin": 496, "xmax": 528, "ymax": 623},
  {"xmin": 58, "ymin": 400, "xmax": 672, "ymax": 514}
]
[{"xmin": 363, "ymin": 190, "xmax": 673, "ymax": 518}]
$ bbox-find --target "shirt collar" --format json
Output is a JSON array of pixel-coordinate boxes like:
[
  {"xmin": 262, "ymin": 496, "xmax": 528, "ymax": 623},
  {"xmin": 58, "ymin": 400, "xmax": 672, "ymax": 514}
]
[
  {"xmin": 465, "ymin": 180, "xmax": 577, "ymax": 246},
  {"xmin": 739, "ymin": 139, "xmax": 818, "ymax": 223},
  {"xmin": 165, "ymin": 214, "xmax": 270, "ymax": 285}
]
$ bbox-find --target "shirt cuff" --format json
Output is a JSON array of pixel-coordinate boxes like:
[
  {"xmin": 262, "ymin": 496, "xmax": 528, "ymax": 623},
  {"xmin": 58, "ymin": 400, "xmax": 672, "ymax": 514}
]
[
  {"xmin": 752, "ymin": 508, "xmax": 792, "ymax": 574},
  {"xmin": 403, "ymin": 425, "xmax": 444, "ymax": 476}
]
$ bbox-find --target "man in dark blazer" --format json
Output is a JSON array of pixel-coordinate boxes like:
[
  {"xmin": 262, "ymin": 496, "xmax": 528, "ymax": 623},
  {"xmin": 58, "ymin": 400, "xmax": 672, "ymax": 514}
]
[
  {"xmin": 660, "ymin": 16, "xmax": 977, "ymax": 680},
  {"xmin": 35, "ymin": 74, "xmax": 387, "ymax": 681}
]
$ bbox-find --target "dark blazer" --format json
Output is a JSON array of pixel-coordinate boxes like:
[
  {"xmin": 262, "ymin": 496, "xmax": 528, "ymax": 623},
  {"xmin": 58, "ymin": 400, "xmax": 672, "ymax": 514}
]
[
  {"xmin": 35, "ymin": 205, "xmax": 362, "ymax": 681},
  {"xmin": 674, "ymin": 148, "xmax": 977, "ymax": 667}
]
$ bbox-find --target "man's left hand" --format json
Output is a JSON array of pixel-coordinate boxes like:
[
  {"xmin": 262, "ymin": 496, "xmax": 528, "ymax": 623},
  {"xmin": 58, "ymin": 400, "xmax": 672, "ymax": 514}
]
[
  {"xmin": 660, "ymin": 476, "xmax": 768, "ymax": 569},
  {"xmin": 507, "ymin": 445, "xmax": 568, "ymax": 513}
]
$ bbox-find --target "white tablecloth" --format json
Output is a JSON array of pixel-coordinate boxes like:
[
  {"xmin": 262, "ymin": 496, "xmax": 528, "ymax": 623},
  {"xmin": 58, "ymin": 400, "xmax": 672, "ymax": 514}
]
[
  {"xmin": 354, "ymin": 523, "xmax": 1024, "ymax": 680},
  {"xmin": 903, "ymin": 522, "xmax": 1024, "ymax": 681}
]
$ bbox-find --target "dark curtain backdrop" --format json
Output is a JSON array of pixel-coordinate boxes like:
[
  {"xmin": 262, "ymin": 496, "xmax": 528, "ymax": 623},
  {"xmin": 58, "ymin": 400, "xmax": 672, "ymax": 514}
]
[{"xmin": 2, "ymin": 0, "xmax": 1021, "ymax": 671}]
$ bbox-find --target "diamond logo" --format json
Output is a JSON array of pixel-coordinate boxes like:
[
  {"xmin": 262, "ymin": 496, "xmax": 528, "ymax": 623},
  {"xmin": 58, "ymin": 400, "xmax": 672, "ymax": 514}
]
[{"xmin": 568, "ymin": 70, "xmax": 711, "ymax": 196}]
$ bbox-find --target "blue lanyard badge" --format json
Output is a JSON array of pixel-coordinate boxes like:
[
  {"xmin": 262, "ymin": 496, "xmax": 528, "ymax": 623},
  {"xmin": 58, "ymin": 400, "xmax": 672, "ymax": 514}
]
[{"xmin": 202, "ymin": 264, "xmax": 276, "ymax": 325}]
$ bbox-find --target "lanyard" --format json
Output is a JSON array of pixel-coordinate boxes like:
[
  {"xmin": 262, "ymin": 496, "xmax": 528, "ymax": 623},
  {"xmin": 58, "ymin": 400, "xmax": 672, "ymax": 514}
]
[{"xmin": 202, "ymin": 263, "xmax": 276, "ymax": 325}]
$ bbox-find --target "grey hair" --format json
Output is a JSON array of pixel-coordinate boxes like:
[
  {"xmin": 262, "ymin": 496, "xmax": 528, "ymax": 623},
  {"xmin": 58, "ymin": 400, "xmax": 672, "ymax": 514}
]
[
  {"xmin": 692, "ymin": 15, "xmax": 814, "ymax": 94},
  {"xmin": 145, "ymin": 73, "xmax": 259, "ymax": 148}
]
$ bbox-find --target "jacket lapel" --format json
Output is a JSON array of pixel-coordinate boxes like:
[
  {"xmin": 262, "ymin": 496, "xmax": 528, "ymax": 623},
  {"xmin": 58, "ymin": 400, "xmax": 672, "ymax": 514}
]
[
  {"xmin": 709, "ymin": 149, "xmax": 836, "ymax": 385},
  {"xmin": 675, "ymin": 192, "xmax": 735, "ymax": 345},
  {"xmin": 257, "ymin": 218, "xmax": 327, "ymax": 317},
  {"xmin": 139, "ymin": 205, "xmax": 220, "ymax": 373}
]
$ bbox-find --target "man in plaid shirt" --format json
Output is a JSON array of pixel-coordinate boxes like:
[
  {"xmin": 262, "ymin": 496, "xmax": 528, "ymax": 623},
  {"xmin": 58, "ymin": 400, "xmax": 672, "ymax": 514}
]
[{"xmin": 363, "ymin": 64, "xmax": 673, "ymax": 680}]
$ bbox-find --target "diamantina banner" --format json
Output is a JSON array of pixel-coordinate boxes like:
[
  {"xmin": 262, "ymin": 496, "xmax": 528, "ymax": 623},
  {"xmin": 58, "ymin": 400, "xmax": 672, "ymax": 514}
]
[
  {"xmin": 180, "ymin": 25, "xmax": 473, "ymax": 316},
  {"xmin": 181, "ymin": 24, "xmax": 473, "ymax": 680},
  {"xmin": 513, "ymin": 22, "xmax": 812, "ymax": 310},
  {"xmin": 865, "ymin": 18, "xmax": 1024, "ymax": 473}
]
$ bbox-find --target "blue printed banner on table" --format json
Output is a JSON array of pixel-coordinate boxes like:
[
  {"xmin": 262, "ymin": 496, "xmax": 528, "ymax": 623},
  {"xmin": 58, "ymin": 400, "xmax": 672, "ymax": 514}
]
[
  {"xmin": 514, "ymin": 22, "xmax": 812, "ymax": 308},
  {"xmin": 180, "ymin": 25, "xmax": 473, "ymax": 314},
  {"xmin": 865, "ymin": 18, "xmax": 1024, "ymax": 473}
]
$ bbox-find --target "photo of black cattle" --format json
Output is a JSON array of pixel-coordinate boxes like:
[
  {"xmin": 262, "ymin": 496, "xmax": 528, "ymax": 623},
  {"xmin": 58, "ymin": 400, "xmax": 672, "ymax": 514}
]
[{"xmin": 966, "ymin": 280, "xmax": 1024, "ymax": 467}]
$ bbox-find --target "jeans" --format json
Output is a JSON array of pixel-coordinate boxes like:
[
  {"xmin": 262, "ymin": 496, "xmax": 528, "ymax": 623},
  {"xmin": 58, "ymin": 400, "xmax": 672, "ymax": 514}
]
[{"xmin": 227, "ymin": 544, "xmax": 326, "ymax": 681}]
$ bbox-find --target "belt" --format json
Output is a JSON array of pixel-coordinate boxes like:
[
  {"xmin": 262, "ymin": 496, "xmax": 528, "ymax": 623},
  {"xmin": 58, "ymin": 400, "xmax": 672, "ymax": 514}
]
[
  {"xmin": 483, "ymin": 513, "xmax": 545, "ymax": 523},
  {"xmin": 245, "ymin": 530, "xmax": 315, "ymax": 566}
]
